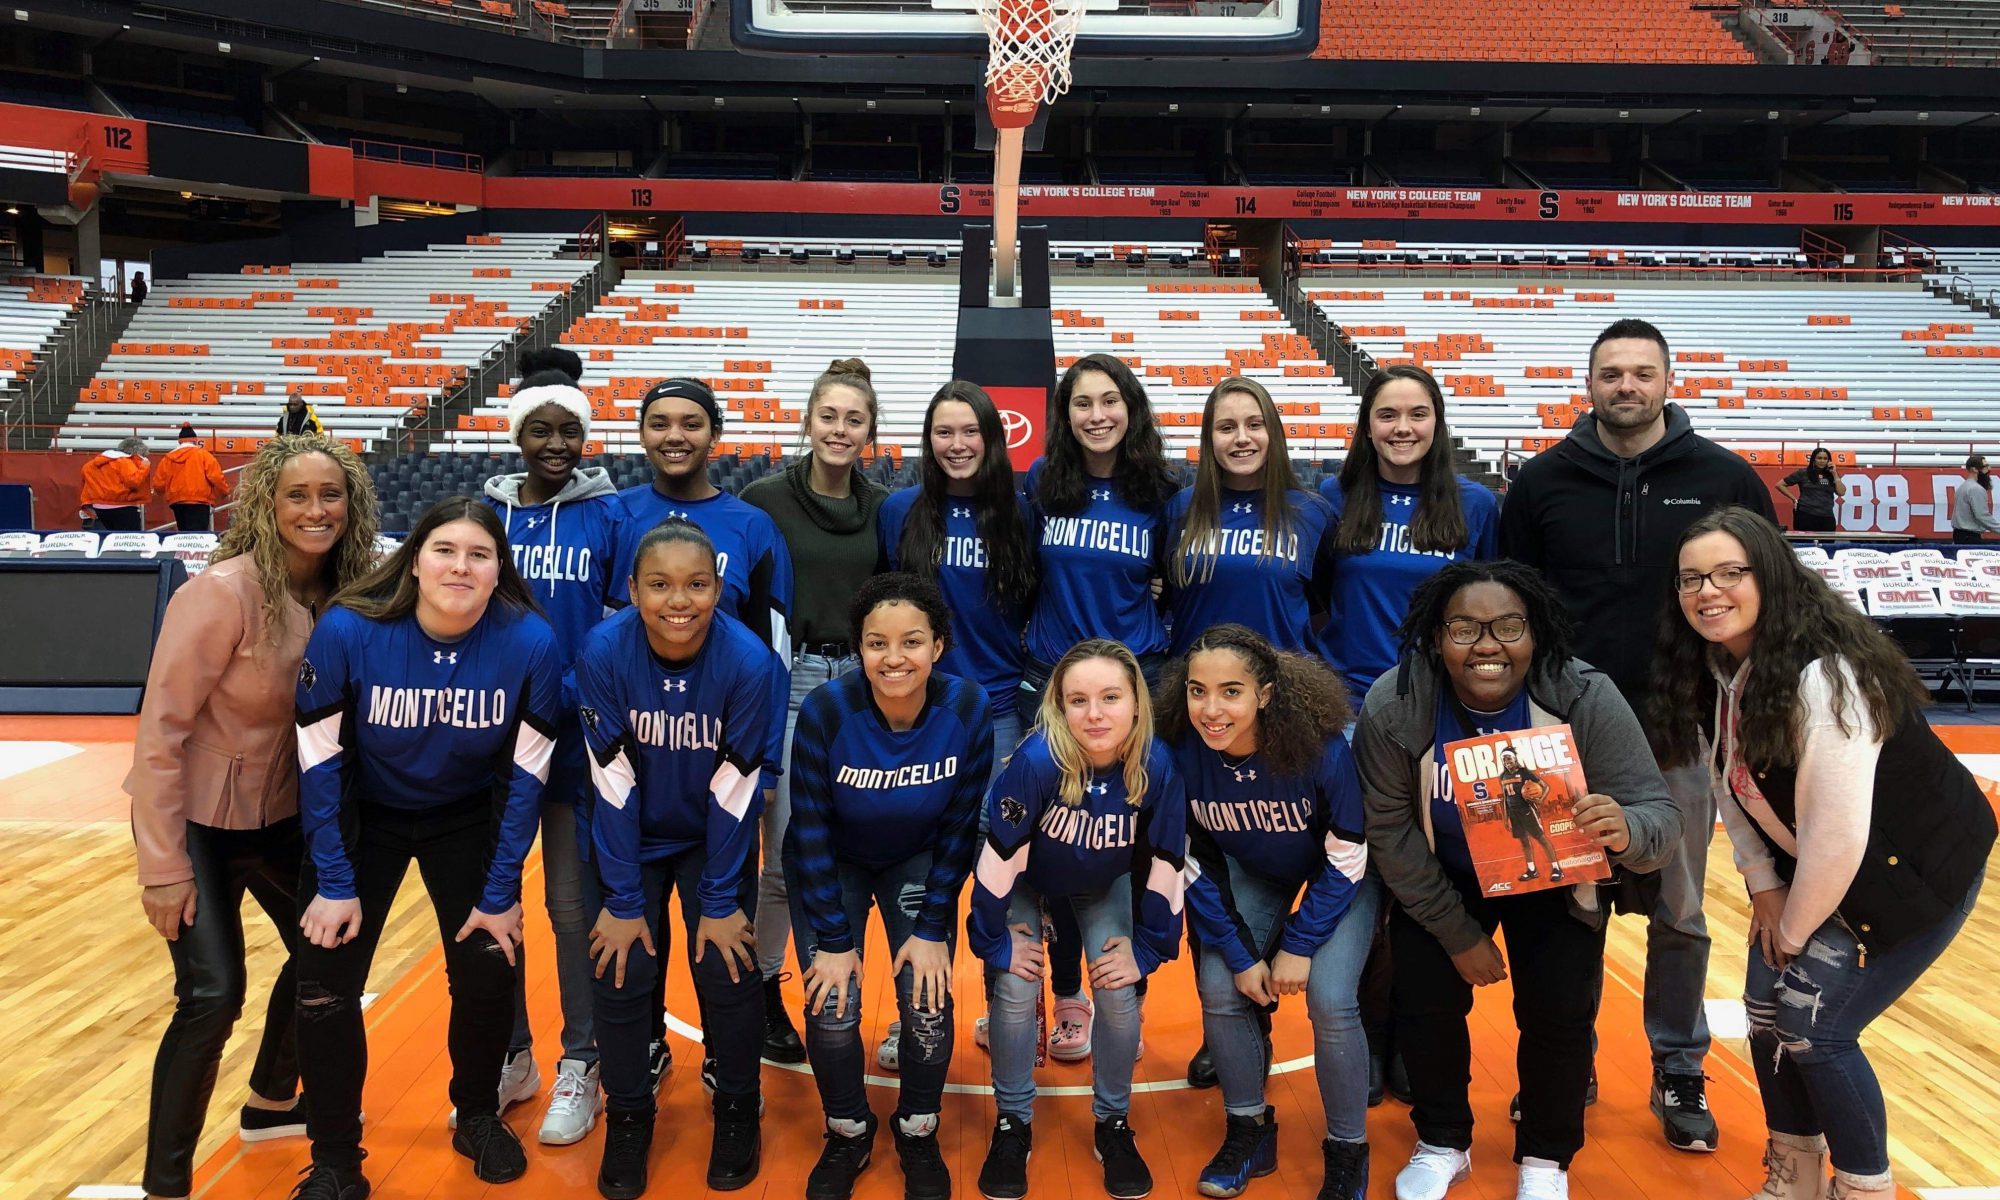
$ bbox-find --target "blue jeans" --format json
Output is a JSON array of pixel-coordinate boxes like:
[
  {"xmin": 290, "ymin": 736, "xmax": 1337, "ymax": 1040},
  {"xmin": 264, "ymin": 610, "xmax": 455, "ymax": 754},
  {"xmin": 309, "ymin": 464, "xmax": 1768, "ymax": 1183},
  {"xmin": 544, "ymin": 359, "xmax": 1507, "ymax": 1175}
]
[
  {"xmin": 1644, "ymin": 761, "xmax": 1717, "ymax": 1076},
  {"xmin": 783, "ymin": 852, "xmax": 954, "ymax": 1122},
  {"xmin": 1197, "ymin": 864, "xmax": 1383, "ymax": 1141},
  {"xmin": 1746, "ymin": 869, "xmax": 1984, "ymax": 1176},
  {"xmin": 987, "ymin": 875, "xmax": 1142, "ymax": 1121},
  {"xmin": 757, "ymin": 650, "xmax": 860, "ymax": 979}
]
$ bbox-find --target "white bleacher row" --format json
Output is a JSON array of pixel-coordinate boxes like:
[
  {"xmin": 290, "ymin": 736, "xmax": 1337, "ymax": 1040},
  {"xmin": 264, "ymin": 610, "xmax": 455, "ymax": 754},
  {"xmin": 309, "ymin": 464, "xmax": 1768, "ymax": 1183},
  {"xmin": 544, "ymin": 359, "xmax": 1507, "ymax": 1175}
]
[
  {"xmin": 1309, "ymin": 282, "xmax": 2000, "ymax": 472},
  {"xmin": 688, "ymin": 236, "xmax": 1207, "ymax": 265},
  {"xmin": 1301, "ymin": 241, "xmax": 1810, "ymax": 269},
  {"xmin": 1931, "ymin": 245, "xmax": 2000, "ymax": 298},
  {"xmin": 0, "ymin": 274, "xmax": 88, "ymax": 405},
  {"xmin": 439, "ymin": 275, "xmax": 1355, "ymax": 459},
  {"xmin": 56, "ymin": 234, "xmax": 590, "ymax": 452}
]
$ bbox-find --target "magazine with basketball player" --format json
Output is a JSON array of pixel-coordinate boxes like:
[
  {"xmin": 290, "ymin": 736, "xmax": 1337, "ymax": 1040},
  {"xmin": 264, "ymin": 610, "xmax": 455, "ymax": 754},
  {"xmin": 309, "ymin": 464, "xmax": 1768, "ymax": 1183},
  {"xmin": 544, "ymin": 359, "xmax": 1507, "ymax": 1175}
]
[{"xmin": 1441, "ymin": 724, "xmax": 1611, "ymax": 897}]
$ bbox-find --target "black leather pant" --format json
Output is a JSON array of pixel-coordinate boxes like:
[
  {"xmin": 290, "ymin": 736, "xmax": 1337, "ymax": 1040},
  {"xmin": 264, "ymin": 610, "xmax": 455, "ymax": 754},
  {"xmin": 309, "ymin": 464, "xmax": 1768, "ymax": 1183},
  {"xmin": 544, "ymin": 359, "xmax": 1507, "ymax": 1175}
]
[{"xmin": 144, "ymin": 819, "xmax": 303, "ymax": 1197}]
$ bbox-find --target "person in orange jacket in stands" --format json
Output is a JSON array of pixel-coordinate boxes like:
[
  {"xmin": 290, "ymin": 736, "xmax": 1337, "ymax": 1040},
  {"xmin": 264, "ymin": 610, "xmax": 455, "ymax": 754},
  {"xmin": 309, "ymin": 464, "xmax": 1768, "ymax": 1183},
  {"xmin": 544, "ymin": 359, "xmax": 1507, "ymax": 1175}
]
[
  {"xmin": 155, "ymin": 424, "xmax": 231, "ymax": 531},
  {"xmin": 81, "ymin": 436, "xmax": 152, "ymax": 531}
]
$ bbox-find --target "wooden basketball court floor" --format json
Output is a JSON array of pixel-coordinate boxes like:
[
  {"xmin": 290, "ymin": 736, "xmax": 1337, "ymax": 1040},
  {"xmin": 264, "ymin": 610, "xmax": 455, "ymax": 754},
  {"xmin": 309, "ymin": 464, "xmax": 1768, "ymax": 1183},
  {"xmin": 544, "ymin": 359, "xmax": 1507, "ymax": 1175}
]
[{"xmin": 4, "ymin": 715, "xmax": 1997, "ymax": 1200}]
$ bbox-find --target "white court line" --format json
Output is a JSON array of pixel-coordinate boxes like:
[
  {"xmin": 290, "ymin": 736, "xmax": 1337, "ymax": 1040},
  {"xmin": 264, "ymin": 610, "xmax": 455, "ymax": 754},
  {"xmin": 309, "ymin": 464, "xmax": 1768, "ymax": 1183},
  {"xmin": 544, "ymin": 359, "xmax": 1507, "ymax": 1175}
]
[
  {"xmin": 0, "ymin": 741, "xmax": 83, "ymax": 783},
  {"xmin": 1915, "ymin": 1189, "xmax": 2000, "ymax": 1199},
  {"xmin": 67, "ymin": 1187, "xmax": 145, "ymax": 1199},
  {"xmin": 361, "ymin": 991, "xmax": 378, "ymax": 1010},
  {"xmin": 662, "ymin": 1011, "xmax": 1311, "ymax": 1097},
  {"xmin": 1704, "ymin": 997, "xmax": 1748, "ymax": 1041}
]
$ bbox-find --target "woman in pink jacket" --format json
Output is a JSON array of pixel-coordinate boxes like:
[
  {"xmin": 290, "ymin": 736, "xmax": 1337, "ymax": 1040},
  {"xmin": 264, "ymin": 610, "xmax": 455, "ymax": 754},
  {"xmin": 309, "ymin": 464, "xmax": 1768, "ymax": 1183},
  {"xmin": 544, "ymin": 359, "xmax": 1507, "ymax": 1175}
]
[{"xmin": 127, "ymin": 434, "xmax": 379, "ymax": 1200}]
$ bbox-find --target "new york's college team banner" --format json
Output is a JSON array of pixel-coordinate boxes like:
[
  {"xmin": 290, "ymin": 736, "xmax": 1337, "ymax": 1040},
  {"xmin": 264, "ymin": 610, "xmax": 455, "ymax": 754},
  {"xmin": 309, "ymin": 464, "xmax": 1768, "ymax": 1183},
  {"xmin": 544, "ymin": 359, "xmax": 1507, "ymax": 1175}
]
[{"xmin": 487, "ymin": 177, "xmax": 2000, "ymax": 224}]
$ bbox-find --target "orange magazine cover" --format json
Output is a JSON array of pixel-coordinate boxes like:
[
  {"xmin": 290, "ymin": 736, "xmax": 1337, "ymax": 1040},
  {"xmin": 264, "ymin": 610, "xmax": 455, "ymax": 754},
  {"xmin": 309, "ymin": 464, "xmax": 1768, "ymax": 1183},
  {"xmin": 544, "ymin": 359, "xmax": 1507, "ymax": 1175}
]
[{"xmin": 1441, "ymin": 724, "xmax": 1610, "ymax": 898}]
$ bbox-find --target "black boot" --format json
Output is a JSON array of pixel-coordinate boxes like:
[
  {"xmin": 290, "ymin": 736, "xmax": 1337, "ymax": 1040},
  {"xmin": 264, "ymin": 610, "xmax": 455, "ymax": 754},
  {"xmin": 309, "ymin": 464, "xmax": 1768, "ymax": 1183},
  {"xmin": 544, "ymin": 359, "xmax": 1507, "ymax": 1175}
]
[
  {"xmin": 708, "ymin": 1093, "xmax": 763, "ymax": 1190},
  {"xmin": 1367, "ymin": 1053, "xmax": 1386, "ymax": 1108},
  {"xmin": 1186, "ymin": 1041, "xmax": 1217, "ymax": 1089},
  {"xmin": 598, "ymin": 1108, "xmax": 655, "ymax": 1200},
  {"xmin": 761, "ymin": 975, "xmax": 806, "ymax": 1064}
]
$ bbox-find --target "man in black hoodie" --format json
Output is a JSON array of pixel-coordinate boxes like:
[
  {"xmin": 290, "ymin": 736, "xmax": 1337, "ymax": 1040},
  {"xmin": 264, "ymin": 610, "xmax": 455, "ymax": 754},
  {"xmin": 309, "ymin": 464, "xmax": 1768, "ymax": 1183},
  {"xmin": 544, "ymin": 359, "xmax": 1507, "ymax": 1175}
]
[{"xmin": 1499, "ymin": 317, "xmax": 1774, "ymax": 1156}]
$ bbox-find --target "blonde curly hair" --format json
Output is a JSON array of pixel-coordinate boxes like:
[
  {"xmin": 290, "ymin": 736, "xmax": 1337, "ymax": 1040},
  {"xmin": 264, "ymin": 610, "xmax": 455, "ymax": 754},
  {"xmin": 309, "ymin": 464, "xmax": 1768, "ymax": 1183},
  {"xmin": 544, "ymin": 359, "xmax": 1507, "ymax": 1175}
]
[{"xmin": 211, "ymin": 434, "xmax": 380, "ymax": 641}]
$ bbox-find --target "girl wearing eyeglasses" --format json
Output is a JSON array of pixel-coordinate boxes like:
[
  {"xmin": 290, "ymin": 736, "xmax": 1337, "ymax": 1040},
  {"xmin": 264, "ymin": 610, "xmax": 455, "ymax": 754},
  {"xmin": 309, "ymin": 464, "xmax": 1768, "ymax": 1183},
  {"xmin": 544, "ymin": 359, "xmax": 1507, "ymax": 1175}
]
[
  {"xmin": 1353, "ymin": 560, "xmax": 1680, "ymax": 1200},
  {"xmin": 1651, "ymin": 507, "xmax": 1991, "ymax": 1200}
]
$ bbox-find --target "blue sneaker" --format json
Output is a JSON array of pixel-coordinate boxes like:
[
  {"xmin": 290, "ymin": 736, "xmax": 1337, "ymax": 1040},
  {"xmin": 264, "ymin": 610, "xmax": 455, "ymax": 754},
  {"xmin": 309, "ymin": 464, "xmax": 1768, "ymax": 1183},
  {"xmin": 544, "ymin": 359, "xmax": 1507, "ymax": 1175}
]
[
  {"xmin": 1317, "ymin": 1137, "xmax": 1368, "ymax": 1200},
  {"xmin": 1197, "ymin": 1108, "xmax": 1278, "ymax": 1198}
]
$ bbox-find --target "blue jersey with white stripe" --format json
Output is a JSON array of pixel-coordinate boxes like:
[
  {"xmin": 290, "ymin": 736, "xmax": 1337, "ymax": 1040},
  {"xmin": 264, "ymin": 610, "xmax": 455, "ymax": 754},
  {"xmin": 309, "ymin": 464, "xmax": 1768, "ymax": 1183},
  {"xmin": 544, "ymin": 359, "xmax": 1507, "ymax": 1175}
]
[
  {"xmin": 295, "ymin": 603, "xmax": 561, "ymax": 915},
  {"xmin": 575, "ymin": 606, "xmax": 780, "ymax": 921},
  {"xmin": 1023, "ymin": 458, "xmax": 1168, "ymax": 662},
  {"xmin": 782, "ymin": 669, "xmax": 994, "ymax": 950},
  {"xmin": 1176, "ymin": 736, "xmax": 1368, "ymax": 973},
  {"xmin": 1319, "ymin": 475, "xmax": 1500, "ymax": 704},
  {"xmin": 878, "ymin": 485, "xmax": 1029, "ymax": 711},
  {"xmin": 1164, "ymin": 485, "xmax": 1338, "ymax": 658},
  {"xmin": 968, "ymin": 730, "xmax": 1187, "ymax": 975}
]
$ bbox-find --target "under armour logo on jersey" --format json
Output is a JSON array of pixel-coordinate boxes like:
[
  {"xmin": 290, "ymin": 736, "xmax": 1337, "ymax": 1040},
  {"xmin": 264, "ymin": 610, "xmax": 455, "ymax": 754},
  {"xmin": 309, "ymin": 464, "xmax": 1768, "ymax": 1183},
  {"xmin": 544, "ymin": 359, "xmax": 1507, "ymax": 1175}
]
[
  {"xmin": 298, "ymin": 659, "xmax": 317, "ymax": 690},
  {"xmin": 999, "ymin": 796, "xmax": 1027, "ymax": 826},
  {"xmin": 662, "ymin": 679, "xmax": 688, "ymax": 693},
  {"xmin": 666, "ymin": 509, "xmax": 690, "ymax": 520},
  {"xmin": 434, "ymin": 651, "xmax": 458, "ymax": 665},
  {"xmin": 1091, "ymin": 487, "xmax": 1112, "ymax": 502},
  {"xmin": 1234, "ymin": 768, "xmax": 1258, "ymax": 782},
  {"xmin": 1388, "ymin": 494, "xmax": 1415, "ymax": 508},
  {"xmin": 951, "ymin": 505, "xmax": 972, "ymax": 520},
  {"xmin": 1087, "ymin": 781, "xmax": 1110, "ymax": 795},
  {"xmin": 1230, "ymin": 502, "xmax": 1253, "ymax": 514},
  {"xmin": 520, "ymin": 514, "xmax": 548, "ymax": 532}
]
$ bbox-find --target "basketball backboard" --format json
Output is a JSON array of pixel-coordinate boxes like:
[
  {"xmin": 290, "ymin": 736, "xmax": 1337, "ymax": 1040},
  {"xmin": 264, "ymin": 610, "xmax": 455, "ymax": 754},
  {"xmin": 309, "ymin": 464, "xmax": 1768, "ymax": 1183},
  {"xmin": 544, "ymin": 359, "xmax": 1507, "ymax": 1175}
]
[{"xmin": 732, "ymin": 0, "xmax": 1319, "ymax": 58}]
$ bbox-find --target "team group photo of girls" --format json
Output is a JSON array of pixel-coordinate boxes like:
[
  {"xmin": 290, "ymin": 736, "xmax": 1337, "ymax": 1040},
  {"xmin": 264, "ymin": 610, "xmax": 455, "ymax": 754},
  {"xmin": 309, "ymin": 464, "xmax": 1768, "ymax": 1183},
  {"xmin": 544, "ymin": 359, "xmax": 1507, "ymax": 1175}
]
[{"xmin": 127, "ymin": 321, "xmax": 1993, "ymax": 1200}]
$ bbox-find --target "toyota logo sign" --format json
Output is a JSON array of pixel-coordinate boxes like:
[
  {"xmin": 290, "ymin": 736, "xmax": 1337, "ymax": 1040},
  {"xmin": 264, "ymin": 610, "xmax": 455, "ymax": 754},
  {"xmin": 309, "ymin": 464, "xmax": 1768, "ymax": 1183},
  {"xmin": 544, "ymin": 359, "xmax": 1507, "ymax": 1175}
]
[{"xmin": 1001, "ymin": 408, "xmax": 1033, "ymax": 449}]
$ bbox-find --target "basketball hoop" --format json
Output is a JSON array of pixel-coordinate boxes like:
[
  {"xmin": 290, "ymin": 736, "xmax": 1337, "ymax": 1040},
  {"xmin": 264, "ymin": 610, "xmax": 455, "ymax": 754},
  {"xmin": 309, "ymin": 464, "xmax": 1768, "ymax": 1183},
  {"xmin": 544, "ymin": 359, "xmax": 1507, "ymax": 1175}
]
[
  {"xmin": 977, "ymin": 0, "xmax": 1082, "ymax": 296},
  {"xmin": 978, "ymin": 0, "xmax": 1081, "ymax": 127}
]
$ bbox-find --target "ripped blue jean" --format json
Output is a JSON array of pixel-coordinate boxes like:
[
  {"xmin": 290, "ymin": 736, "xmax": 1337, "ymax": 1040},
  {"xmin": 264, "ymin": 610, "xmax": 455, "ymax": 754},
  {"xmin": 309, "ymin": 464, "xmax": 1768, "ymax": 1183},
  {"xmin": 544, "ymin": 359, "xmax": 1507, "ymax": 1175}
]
[{"xmin": 1744, "ymin": 868, "xmax": 1983, "ymax": 1176}]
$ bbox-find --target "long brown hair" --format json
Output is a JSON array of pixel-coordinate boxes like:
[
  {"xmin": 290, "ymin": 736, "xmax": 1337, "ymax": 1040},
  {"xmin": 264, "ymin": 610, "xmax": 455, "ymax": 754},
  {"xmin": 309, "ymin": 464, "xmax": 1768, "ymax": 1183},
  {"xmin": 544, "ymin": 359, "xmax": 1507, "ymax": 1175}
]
[
  {"xmin": 1334, "ymin": 365, "xmax": 1469, "ymax": 555},
  {"xmin": 1648, "ymin": 506, "xmax": 1930, "ymax": 770},
  {"xmin": 333, "ymin": 496, "xmax": 542, "ymax": 623},
  {"xmin": 1034, "ymin": 638, "xmax": 1155, "ymax": 809},
  {"xmin": 1172, "ymin": 377, "xmax": 1309, "ymax": 587},
  {"xmin": 898, "ymin": 381, "xmax": 1036, "ymax": 607},
  {"xmin": 1036, "ymin": 353, "xmax": 1177, "ymax": 517},
  {"xmin": 210, "ymin": 434, "xmax": 380, "ymax": 643},
  {"xmin": 1156, "ymin": 623, "xmax": 1350, "ymax": 779}
]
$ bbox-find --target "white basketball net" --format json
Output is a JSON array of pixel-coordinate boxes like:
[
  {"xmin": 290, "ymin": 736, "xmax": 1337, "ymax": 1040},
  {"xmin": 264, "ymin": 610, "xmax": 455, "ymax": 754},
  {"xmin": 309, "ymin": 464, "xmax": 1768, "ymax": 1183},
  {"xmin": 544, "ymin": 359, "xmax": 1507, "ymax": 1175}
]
[{"xmin": 977, "ymin": 0, "xmax": 1085, "ymax": 113}]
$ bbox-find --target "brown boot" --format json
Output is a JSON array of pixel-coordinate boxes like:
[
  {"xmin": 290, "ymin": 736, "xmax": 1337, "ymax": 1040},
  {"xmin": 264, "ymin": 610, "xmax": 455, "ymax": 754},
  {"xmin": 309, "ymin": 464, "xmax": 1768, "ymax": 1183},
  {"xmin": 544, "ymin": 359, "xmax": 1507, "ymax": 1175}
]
[{"xmin": 1747, "ymin": 1134, "xmax": 1826, "ymax": 1200}]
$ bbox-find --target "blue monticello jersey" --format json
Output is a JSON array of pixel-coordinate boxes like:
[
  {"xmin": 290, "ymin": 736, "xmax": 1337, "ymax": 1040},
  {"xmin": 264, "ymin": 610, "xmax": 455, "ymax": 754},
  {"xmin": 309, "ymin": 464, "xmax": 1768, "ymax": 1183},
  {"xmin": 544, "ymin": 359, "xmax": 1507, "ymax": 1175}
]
[
  {"xmin": 1165, "ymin": 485, "xmax": 1338, "ymax": 658},
  {"xmin": 878, "ymin": 486, "xmax": 1030, "ymax": 712},
  {"xmin": 782, "ymin": 669, "xmax": 994, "ymax": 950},
  {"xmin": 295, "ymin": 603, "xmax": 562, "ymax": 915},
  {"xmin": 613, "ymin": 483, "xmax": 794, "ymax": 658},
  {"xmin": 1319, "ymin": 475, "xmax": 1500, "ymax": 704},
  {"xmin": 1176, "ymin": 736, "xmax": 1368, "ymax": 973},
  {"xmin": 1023, "ymin": 458, "xmax": 1168, "ymax": 662},
  {"xmin": 576, "ymin": 606, "xmax": 781, "ymax": 921},
  {"xmin": 968, "ymin": 730, "xmax": 1187, "ymax": 975}
]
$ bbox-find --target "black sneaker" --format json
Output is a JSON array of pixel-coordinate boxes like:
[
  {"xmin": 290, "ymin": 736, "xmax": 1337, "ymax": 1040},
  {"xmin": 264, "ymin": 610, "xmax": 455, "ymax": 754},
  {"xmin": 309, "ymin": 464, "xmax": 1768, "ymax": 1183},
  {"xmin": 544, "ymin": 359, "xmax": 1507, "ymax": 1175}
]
[
  {"xmin": 647, "ymin": 1040, "xmax": 673, "ymax": 1095},
  {"xmin": 1367, "ymin": 1054, "xmax": 1385, "ymax": 1108},
  {"xmin": 598, "ymin": 1108, "xmax": 655, "ymax": 1200},
  {"xmin": 761, "ymin": 974, "xmax": 807, "ymax": 1064},
  {"xmin": 708, "ymin": 1093, "xmax": 763, "ymax": 1190},
  {"xmin": 1509, "ymin": 1066, "xmax": 1597, "ymax": 1122},
  {"xmin": 978, "ymin": 1115, "xmax": 1033, "ymax": 1200},
  {"xmin": 452, "ymin": 1113, "xmax": 528, "ymax": 1184},
  {"xmin": 807, "ymin": 1116, "xmax": 878, "ymax": 1200},
  {"xmin": 1186, "ymin": 1042, "xmax": 1217, "ymax": 1089},
  {"xmin": 1651, "ymin": 1071, "xmax": 1718, "ymax": 1153},
  {"xmin": 1093, "ymin": 1116, "xmax": 1153, "ymax": 1200},
  {"xmin": 288, "ymin": 1163, "xmax": 370, "ymax": 1200},
  {"xmin": 894, "ymin": 1119, "xmax": 953, "ymax": 1200},
  {"xmin": 1316, "ymin": 1138, "xmax": 1368, "ymax": 1200},
  {"xmin": 241, "ymin": 1097, "xmax": 310, "ymax": 1142},
  {"xmin": 1197, "ymin": 1108, "xmax": 1276, "ymax": 1198}
]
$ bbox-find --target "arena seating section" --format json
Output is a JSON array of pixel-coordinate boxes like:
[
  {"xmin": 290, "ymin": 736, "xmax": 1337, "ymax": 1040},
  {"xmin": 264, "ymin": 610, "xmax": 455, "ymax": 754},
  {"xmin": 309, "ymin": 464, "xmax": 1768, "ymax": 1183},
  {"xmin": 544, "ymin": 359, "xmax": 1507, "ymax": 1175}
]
[
  {"xmin": 1310, "ymin": 0, "xmax": 1755, "ymax": 62},
  {"xmin": 440, "ymin": 275, "xmax": 1353, "ymax": 462},
  {"xmin": 0, "ymin": 274, "xmax": 88, "ymax": 412},
  {"xmin": 1839, "ymin": 0, "xmax": 2000, "ymax": 66},
  {"xmin": 336, "ymin": 0, "xmax": 622, "ymax": 42},
  {"xmin": 1933, "ymin": 246, "xmax": 2000, "ymax": 297},
  {"xmin": 59, "ymin": 234, "xmax": 590, "ymax": 453},
  {"xmin": 1307, "ymin": 278, "xmax": 2000, "ymax": 471}
]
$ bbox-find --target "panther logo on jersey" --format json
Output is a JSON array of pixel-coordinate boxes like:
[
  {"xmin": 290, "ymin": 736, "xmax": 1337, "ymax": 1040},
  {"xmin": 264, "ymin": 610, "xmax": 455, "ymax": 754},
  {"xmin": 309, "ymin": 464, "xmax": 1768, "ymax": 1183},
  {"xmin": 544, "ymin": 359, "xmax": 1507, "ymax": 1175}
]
[
  {"xmin": 298, "ymin": 659, "xmax": 316, "ymax": 690},
  {"xmin": 579, "ymin": 706, "xmax": 598, "ymax": 731},
  {"xmin": 999, "ymin": 796, "xmax": 1026, "ymax": 826}
]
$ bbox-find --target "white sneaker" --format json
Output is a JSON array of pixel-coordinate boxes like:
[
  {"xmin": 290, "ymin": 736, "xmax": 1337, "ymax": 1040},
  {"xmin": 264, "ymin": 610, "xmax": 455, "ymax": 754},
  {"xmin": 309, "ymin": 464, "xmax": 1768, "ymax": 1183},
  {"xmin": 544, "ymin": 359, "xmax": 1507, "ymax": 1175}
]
[
  {"xmin": 878, "ymin": 1021, "xmax": 901, "ymax": 1071},
  {"xmin": 974, "ymin": 1015, "xmax": 990, "ymax": 1050},
  {"xmin": 538, "ymin": 1058, "xmax": 602, "ymax": 1145},
  {"xmin": 449, "ymin": 1048, "xmax": 542, "ymax": 1130},
  {"xmin": 1516, "ymin": 1158, "xmax": 1568, "ymax": 1200},
  {"xmin": 1395, "ymin": 1141, "xmax": 1471, "ymax": 1200}
]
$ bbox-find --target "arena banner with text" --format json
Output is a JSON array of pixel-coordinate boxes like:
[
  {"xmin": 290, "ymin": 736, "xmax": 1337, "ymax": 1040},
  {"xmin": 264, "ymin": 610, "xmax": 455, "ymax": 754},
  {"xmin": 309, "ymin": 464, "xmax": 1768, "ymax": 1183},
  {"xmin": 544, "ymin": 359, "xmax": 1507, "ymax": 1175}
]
[{"xmin": 1754, "ymin": 465, "xmax": 1971, "ymax": 538}]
